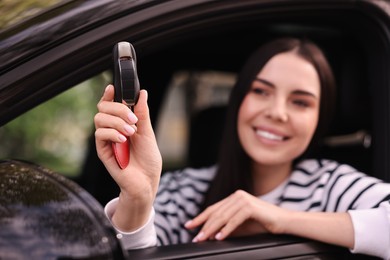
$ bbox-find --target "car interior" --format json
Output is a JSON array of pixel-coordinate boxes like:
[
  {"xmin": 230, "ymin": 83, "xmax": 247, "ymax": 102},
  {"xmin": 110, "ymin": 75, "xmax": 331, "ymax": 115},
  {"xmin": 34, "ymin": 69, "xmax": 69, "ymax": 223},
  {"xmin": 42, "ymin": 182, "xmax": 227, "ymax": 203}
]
[
  {"xmin": 80, "ymin": 21, "xmax": 379, "ymax": 208},
  {"xmin": 77, "ymin": 7, "xmax": 386, "ymax": 258}
]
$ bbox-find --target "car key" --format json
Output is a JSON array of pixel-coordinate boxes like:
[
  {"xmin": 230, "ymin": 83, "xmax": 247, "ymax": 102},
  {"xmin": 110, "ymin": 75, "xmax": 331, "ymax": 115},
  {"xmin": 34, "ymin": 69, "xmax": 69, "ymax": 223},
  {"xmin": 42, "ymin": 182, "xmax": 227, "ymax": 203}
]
[{"xmin": 112, "ymin": 41, "xmax": 140, "ymax": 169}]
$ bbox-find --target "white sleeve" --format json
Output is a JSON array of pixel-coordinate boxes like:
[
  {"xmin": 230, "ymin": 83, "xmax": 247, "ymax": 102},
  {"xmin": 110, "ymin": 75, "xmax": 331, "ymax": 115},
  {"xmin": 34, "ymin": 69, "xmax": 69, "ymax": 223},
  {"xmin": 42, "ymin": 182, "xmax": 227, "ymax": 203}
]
[
  {"xmin": 104, "ymin": 198, "xmax": 157, "ymax": 250},
  {"xmin": 348, "ymin": 201, "xmax": 390, "ymax": 259}
]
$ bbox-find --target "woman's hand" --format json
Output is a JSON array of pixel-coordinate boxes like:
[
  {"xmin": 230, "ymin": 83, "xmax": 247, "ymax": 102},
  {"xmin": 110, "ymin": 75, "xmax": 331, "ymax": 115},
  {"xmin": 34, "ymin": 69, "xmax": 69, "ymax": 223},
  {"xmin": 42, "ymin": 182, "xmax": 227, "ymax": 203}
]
[
  {"xmin": 185, "ymin": 189, "xmax": 354, "ymax": 249},
  {"xmin": 94, "ymin": 85, "xmax": 162, "ymax": 231},
  {"xmin": 185, "ymin": 190, "xmax": 289, "ymax": 242}
]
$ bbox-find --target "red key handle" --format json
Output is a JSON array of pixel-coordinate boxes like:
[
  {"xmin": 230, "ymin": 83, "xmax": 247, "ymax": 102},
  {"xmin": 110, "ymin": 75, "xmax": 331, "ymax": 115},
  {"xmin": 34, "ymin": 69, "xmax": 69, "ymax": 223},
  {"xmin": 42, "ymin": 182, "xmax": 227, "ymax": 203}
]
[
  {"xmin": 112, "ymin": 141, "xmax": 130, "ymax": 169},
  {"xmin": 112, "ymin": 42, "xmax": 140, "ymax": 169}
]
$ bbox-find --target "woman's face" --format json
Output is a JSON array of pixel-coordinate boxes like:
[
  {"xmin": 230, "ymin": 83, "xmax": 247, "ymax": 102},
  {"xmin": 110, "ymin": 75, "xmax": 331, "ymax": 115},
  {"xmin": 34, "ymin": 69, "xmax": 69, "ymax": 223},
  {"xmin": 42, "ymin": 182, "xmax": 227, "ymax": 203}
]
[{"xmin": 237, "ymin": 51, "xmax": 321, "ymax": 167}]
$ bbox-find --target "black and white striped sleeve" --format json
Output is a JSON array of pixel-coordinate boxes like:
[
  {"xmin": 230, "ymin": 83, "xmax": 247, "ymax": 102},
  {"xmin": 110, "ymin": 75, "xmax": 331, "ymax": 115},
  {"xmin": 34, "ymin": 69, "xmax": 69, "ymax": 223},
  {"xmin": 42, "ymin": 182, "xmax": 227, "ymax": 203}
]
[
  {"xmin": 290, "ymin": 159, "xmax": 390, "ymax": 259},
  {"xmin": 327, "ymin": 166, "xmax": 390, "ymax": 259},
  {"xmin": 315, "ymin": 160, "xmax": 390, "ymax": 259},
  {"xmin": 154, "ymin": 166, "xmax": 216, "ymax": 246},
  {"xmin": 103, "ymin": 166, "xmax": 216, "ymax": 250}
]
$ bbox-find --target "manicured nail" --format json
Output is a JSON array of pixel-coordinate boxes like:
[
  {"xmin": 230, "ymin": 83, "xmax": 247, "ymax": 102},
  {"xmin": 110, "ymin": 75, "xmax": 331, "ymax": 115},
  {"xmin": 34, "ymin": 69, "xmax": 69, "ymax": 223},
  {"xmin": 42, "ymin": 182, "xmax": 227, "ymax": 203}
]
[
  {"xmin": 118, "ymin": 134, "xmax": 127, "ymax": 142},
  {"xmin": 128, "ymin": 112, "xmax": 138, "ymax": 123},
  {"xmin": 124, "ymin": 124, "xmax": 135, "ymax": 135},
  {"xmin": 215, "ymin": 232, "xmax": 223, "ymax": 240},
  {"xmin": 192, "ymin": 232, "xmax": 204, "ymax": 243},
  {"xmin": 184, "ymin": 220, "xmax": 192, "ymax": 228}
]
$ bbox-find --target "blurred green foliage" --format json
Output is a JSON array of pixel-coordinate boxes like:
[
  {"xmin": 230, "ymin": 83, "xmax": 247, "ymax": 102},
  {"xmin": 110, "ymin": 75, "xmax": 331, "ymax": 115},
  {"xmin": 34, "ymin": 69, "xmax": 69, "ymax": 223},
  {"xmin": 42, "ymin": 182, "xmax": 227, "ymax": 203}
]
[
  {"xmin": 0, "ymin": 0, "xmax": 108, "ymax": 177},
  {"xmin": 0, "ymin": 72, "xmax": 111, "ymax": 177},
  {"xmin": 0, "ymin": 0, "xmax": 62, "ymax": 29},
  {"xmin": 0, "ymin": 1, "xmax": 114, "ymax": 177}
]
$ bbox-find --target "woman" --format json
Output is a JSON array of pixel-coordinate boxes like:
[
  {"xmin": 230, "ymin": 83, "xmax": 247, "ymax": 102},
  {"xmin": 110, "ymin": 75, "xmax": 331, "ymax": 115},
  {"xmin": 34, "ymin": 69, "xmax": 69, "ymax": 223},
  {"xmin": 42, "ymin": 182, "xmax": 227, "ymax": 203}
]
[{"xmin": 94, "ymin": 38, "xmax": 390, "ymax": 259}]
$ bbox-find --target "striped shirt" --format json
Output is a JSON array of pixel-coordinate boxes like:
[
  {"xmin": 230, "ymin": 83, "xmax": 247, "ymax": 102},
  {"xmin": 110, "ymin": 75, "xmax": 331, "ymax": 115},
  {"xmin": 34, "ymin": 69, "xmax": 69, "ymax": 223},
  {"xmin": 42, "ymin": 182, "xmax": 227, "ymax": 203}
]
[{"xmin": 105, "ymin": 158, "xmax": 390, "ymax": 259}]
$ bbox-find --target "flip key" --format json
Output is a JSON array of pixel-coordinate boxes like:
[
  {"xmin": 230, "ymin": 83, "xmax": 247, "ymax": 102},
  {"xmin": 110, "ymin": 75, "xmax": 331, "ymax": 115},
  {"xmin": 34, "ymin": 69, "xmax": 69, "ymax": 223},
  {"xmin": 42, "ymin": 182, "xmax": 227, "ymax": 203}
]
[{"xmin": 112, "ymin": 42, "xmax": 140, "ymax": 169}]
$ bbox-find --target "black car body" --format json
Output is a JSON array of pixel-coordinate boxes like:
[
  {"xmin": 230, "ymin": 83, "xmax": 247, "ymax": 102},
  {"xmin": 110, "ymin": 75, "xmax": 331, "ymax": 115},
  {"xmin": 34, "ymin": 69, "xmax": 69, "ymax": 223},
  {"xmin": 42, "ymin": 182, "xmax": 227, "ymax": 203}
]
[{"xmin": 0, "ymin": 0, "xmax": 389, "ymax": 259}]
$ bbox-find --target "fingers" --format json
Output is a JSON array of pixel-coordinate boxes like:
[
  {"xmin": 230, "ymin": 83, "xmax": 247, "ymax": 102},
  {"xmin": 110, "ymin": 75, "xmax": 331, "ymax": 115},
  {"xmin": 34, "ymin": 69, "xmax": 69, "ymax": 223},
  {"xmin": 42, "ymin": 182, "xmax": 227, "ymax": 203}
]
[
  {"xmin": 95, "ymin": 85, "xmax": 139, "ymax": 144},
  {"xmin": 186, "ymin": 190, "xmax": 258, "ymax": 242},
  {"xmin": 213, "ymin": 207, "xmax": 250, "ymax": 240},
  {"xmin": 184, "ymin": 202, "xmax": 219, "ymax": 229},
  {"xmin": 198, "ymin": 200, "xmax": 245, "ymax": 242},
  {"xmin": 97, "ymin": 93, "xmax": 138, "ymax": 127},
  {"xmin": 133, "ymin": 90, "xmax": 155, "ymax": 137},
  {"xmin": 95, "ymin": 127, "xmax": 127, "ymax": 144},
  {"xmin": 100, "ymin": 84, "xmax": 114, "ymax": 102},
  {"xmin": 95, "ymin": 112, "xmax": 136, "ymax": 138}
]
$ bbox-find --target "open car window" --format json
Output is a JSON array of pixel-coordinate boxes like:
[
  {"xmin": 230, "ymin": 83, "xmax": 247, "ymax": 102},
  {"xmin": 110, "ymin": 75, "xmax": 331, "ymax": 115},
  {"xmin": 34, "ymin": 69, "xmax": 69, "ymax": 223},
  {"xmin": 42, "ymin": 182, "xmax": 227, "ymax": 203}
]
[
  {"xmin": 0, "ymin": 69, "xmax": 234, "ymax": 177},
  {"xmin": 0, "ymin": 72, "xmax": 109, "ymax": 177}
]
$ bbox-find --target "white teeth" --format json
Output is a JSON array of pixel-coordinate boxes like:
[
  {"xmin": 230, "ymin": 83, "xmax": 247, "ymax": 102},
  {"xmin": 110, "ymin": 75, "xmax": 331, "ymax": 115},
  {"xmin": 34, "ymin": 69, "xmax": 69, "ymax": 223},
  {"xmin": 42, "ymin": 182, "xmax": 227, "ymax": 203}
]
[{"xmin": 256, "ymin": 130, "xmax": 284, "ymax": 141}]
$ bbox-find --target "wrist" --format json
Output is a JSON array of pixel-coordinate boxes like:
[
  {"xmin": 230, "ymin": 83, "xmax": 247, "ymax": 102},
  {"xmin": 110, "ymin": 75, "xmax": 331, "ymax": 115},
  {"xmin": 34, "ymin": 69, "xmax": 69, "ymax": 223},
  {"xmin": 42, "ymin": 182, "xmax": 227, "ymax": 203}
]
[
  {"xmin": 112, "ymin": 191, "xmax": 153, "ymax": 232},
  {"xmin": 269, "ymin": 208, "xmax": 297, "ymax": 235},
  {"xmin": 279, "ymin": 210, "xmax": 300, "ymax": 235}
]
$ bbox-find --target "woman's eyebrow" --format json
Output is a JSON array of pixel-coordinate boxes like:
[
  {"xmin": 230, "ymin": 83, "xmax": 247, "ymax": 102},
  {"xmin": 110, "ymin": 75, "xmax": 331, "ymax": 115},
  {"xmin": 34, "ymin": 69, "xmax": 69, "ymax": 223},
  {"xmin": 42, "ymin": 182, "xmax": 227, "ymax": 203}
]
[
  {"xmin": 254, "ymin": 77, "xmax": 275, "ymax": 88},
  {"xmin": 292, "ymin": 90, "xmax": 318, "ymax": 99},
  {"xmin": 255, "ymin": 77, "xmax": 318, "ymax": 99}
]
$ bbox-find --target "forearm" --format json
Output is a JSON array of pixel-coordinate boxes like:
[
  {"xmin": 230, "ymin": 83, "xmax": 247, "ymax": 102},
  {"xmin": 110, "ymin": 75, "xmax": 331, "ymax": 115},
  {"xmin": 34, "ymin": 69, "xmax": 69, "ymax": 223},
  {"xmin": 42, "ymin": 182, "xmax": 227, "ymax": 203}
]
[{"xmin": 282, "ymin": 211, "xmax": 354, "ymax": 249}]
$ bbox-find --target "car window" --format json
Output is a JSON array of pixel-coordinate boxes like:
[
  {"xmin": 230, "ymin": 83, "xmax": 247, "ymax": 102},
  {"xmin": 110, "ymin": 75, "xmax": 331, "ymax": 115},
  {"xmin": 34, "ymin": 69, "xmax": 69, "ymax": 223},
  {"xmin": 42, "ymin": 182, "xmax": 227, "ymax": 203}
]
[
  {"xmin": 0, "ymin": 68, "xmax": 235, "ymax": 177},
  {"xmin": 0, "ymin": 69, "xmax": 235, "ymax": 178},
  {"xmin": 0, "ymin": 72, "xmax": 109, "ymax": 177},
  {"xmin": 156, "ymin": 70, "xmax": 236, "ymax": 170}
]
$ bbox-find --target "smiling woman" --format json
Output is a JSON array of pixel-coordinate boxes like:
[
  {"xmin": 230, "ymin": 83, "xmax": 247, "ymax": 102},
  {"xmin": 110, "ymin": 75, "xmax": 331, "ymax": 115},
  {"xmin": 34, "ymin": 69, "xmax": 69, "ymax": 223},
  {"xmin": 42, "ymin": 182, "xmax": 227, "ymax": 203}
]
[
  {"xmin": 237, "ymin": 52, "xmax": 321, "ymax": 171},
  {"xmin": 95, "ymin": 37, "xmax": 390, "ymax": 259}
]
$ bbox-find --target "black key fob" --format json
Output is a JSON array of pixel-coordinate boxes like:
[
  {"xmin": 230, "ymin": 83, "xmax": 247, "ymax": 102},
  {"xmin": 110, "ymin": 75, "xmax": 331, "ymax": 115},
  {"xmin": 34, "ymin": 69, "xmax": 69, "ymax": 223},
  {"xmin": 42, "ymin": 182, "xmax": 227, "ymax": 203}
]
[
  {"xmin": 113, "ymin": 41, "xmax": 140, "ymax": 108},
  {"xmin": 112, "ymin": 42, "xmax": 140, "ymax": 169}
]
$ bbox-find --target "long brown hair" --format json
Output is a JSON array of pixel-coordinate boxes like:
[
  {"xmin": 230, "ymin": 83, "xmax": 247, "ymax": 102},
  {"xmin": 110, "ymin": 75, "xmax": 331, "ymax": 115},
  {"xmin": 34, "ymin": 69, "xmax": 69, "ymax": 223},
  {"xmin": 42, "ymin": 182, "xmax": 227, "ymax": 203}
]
[{"xmin": 202, "ymin": 37, "xmax": 336, "ymax": 209}]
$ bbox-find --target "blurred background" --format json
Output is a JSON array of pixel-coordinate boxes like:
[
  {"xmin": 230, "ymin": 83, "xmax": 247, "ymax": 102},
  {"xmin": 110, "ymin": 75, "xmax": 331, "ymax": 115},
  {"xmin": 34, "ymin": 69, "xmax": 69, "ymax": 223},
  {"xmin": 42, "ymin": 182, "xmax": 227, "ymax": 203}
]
[
  {"xmin": 0, "ymin": 0, "xmax": 106, "ymax": 177},
  {"xmin": 0, "ymin": 0, "xmax": 236, "ymax": 179}
]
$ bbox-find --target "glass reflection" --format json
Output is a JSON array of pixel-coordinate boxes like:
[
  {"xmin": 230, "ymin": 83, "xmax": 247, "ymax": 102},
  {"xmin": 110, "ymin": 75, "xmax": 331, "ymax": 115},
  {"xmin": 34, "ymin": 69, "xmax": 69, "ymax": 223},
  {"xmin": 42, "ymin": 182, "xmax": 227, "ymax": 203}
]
[{"xmin": 0, "ymin": 161, "xmax": 123, "ymax": 259}]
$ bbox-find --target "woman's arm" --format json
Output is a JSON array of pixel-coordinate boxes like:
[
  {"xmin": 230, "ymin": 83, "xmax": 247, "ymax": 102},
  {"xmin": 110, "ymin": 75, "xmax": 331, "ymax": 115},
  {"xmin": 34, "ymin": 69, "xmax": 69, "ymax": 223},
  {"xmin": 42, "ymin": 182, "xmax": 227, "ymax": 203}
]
[
  {"xmin": 283, "ymin": 210, "xmax": 354, "ymax": 248},
  {"xmin": 95, "ymin": 85, "xmax": 162, "ymax": 232},
  {"xmin": 104, "ymin": 166, "xmax": 217, "ymax": 248},
  {"xmin": 186, "ymin": 189, "xmax": 390, "ymax": 259}
]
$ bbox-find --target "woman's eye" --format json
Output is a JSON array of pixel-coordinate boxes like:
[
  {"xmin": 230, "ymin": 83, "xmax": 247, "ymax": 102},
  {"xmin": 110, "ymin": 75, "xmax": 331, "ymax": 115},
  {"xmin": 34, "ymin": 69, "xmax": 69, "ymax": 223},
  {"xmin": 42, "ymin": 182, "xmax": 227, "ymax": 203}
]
[
  {"xmin": 293, "ymin": 100, "xmax": 310, "ymax": 108},
  {"xmin": 252, "ymin": 87, "xmax": 268, "ymax": 96}
]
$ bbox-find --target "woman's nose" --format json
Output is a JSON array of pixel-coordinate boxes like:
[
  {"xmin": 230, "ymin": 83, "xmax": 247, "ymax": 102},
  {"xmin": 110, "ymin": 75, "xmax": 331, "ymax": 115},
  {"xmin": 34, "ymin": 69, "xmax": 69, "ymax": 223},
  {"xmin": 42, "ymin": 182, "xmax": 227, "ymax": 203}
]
[{"xmin": 264, "ymin": 98, "xmax": 288, "ymax": 123}]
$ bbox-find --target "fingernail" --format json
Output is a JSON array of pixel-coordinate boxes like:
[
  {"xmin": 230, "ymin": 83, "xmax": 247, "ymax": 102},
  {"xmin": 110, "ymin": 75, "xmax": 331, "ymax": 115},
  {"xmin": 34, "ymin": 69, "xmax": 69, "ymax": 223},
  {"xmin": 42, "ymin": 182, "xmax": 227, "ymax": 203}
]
[
  {"xmin": 124, "ymin": 124, "xmax": 135, "ymax": 135},
  {"xmin": 192, "ymin": 232, "xmax": 204, "ymax": 243},
  {"xmin": 184, "ymin": 220, "xmax": 192, "ymax": 228},
  {"xmin": 128, "ymin": 112, "xmax": 138, "ymax": 123},
  {"xmin": 215, "ymin": 232, "xmax": 223, "ymax": 240},
  {"xmin": 105, "ymin": 85, "xmax": 111, "ymax": 92},
  {"xmin": 118, "ymin": 134, "xmax": 127, "ymax": 142}
]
